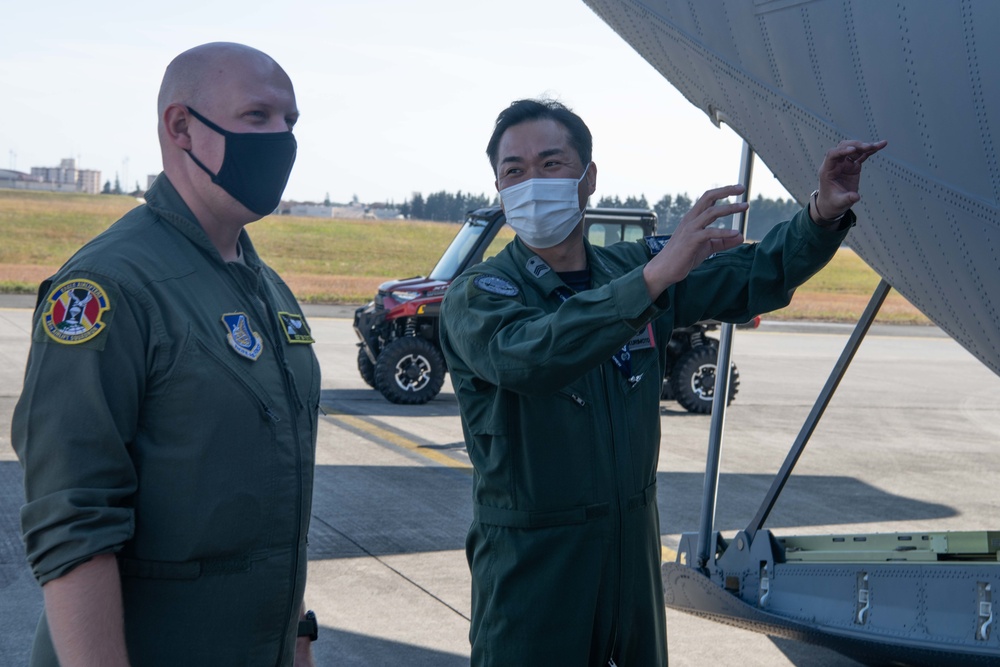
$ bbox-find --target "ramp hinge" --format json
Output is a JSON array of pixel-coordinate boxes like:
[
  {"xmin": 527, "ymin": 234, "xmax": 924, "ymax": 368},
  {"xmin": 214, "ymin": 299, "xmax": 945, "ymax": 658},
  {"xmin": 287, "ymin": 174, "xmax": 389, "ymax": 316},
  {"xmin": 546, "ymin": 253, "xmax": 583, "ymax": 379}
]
[
  {"xmin": 978, "ymin": 582, "xmax": 993, "ymax": 641},
  {"xmin": 855, "ymin": 572, "xmax": 871, "ymax": 625}
]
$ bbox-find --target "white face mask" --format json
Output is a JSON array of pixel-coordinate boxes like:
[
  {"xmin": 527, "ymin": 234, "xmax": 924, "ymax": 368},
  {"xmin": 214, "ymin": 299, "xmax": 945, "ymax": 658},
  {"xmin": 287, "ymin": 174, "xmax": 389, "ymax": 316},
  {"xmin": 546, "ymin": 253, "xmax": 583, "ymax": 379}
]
[{"xmin": 499, "ymin": 164, "xmax": 591, "ymax": 248}]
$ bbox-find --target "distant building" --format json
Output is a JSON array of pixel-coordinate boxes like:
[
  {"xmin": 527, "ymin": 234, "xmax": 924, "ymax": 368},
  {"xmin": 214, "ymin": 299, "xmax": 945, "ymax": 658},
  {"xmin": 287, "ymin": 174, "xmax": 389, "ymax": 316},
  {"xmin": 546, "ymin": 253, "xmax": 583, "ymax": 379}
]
[
  {"xmin": 1, "ymin": 158, "xmax": 102, "ymax": 194},
  {"xmin": 288, "ymin": 203, "xmax": 336, "ymax": 218},
  {"xmin": 281, "ymin": 201, "xmax": 403, "ymax": 220},
  {"xmin": 0, "ymin": 168, "xmax": 43, "ymax": 190}
]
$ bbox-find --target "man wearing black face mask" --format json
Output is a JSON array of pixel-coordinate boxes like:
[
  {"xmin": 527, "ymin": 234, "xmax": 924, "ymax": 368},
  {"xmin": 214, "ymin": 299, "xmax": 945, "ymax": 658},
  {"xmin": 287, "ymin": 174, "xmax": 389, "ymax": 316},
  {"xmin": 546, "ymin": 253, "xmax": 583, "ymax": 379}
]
[
  {"xmin": 12, "ymin": 43, "xmax": 320, "ymax": 666},
  {"xmin": 440, "ymin": 98, "xmax": 885, "ymax": 666}
]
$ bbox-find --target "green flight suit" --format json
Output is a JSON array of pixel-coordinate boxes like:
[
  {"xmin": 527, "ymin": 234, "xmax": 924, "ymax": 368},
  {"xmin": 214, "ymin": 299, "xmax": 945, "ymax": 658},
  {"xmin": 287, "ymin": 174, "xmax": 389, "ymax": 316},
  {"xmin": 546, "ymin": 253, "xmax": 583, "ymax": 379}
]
[
  {"xmin": 439, "ymin": 208, "xmax": 852, "ymax": 666},
  {"xmin": 12, "ymin": 175, "xmax": 320, "ymax": 667}
]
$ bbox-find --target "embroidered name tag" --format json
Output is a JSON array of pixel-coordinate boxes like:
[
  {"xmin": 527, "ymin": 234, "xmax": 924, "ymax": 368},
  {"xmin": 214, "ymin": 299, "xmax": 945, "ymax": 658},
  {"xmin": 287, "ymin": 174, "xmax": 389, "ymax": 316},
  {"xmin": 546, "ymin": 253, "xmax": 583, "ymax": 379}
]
[
  {"xmin": 627, "ymin": 323, "xmax": 656, "ymax": 351},
  {"xmin": 278, "ymin": 312, "xmax": 314, "ymax": 344},
  {"xmin": 221, "ymin": 312, "xmax": 264, "ymax": 361},
  {"xmin": 43, "ymin": 279, "xmax": 111, "ymax": 345}
]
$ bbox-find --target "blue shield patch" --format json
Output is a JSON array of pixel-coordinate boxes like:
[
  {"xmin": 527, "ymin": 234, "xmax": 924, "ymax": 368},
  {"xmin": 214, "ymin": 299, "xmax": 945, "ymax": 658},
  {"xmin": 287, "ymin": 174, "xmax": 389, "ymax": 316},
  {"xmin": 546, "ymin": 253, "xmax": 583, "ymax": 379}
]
[{"xmin": 221, "ymin": 312, "xmax": 264, "ymax": 361}]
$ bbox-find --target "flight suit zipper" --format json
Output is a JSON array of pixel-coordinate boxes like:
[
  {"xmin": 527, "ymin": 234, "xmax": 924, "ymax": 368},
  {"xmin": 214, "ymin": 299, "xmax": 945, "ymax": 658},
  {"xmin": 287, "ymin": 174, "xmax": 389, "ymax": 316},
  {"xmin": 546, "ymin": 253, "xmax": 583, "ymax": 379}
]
[
  {"xmin": 256, "ymin": 289, "xmax": 306, "ymax": 667},
  {"xmin": 225, "ymin": 262, "xmax": 308, "ymax": 666},
  {"xmin": 599, "ymin": 363, "xmax": 624, "ymax": 665}
]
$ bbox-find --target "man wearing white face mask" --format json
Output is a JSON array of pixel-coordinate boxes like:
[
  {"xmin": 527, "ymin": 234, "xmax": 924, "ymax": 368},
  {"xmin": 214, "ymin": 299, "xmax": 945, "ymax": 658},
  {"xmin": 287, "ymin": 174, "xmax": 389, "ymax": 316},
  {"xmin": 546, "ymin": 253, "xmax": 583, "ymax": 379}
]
[{"xmin": 440, "ymin": 99, "xmax": 885, "ymax": 666}]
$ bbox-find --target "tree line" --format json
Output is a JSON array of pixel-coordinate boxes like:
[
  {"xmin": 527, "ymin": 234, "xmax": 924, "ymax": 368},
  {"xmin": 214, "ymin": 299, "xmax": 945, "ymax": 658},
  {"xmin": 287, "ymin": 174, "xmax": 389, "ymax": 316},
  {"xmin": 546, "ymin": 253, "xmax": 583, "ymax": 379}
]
[
  {"xmin": 400, "ymin": 190, "xmax": 803, "ymax": 240},
  {"xmin": 596, "ymin": 193, "xmax": 802, "ymax": 241},
  {"xmin": 399, "ymin": 191, "xmax": 498, "ymax": 222}
]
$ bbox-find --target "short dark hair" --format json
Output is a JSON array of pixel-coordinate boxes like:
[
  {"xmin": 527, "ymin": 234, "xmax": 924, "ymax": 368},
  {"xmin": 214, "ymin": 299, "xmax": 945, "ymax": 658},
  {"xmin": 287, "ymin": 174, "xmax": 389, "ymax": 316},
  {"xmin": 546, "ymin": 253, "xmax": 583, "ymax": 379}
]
[{"xmin": 486, "ymin": 99, "xmax": 593, "ymax": 175}]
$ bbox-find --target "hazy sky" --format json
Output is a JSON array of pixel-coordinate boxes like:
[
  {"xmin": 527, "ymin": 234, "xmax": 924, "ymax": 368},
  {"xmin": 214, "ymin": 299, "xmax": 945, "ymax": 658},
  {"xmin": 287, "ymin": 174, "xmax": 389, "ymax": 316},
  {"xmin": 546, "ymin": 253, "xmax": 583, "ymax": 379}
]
[{"xmin": 3, "ymin": 0, "xmax": 796, "ymax": 206}]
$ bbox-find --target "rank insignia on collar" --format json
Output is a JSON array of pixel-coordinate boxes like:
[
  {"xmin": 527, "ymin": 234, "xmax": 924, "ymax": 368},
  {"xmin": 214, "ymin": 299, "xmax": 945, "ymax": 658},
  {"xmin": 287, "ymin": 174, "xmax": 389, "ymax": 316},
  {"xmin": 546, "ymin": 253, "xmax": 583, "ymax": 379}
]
[
  {"xmin": 278, "ymin": 312, "xmax": 314, "ymax": 344},
  {"xmin": 221, "ymin": 312, "xmax": 264, "ymax": 361},
  {"xmin": 43, "ymin": 279, "xmax": 111, "ymax": 345},
  {"xmin": 525, "ymin": 256, "xmax": 551, "ymax": 278}
]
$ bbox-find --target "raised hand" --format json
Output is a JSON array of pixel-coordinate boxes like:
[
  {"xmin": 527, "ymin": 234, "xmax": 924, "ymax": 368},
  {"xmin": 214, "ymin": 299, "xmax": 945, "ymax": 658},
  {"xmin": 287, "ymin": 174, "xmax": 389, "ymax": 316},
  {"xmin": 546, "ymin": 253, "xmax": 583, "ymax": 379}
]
[
  {"xmin": 813, "ymin": 139, "xmax": 888, "ymax": 224},
  {"xmin": 643, "ymin": 184, "xmax": 748, "ymax": 298}
]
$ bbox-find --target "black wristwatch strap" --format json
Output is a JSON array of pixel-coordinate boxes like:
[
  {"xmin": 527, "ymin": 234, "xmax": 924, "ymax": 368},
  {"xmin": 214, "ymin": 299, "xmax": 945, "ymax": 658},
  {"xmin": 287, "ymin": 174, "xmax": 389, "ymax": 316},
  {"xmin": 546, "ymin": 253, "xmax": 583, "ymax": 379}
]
[{"xmin": 298, "ymin": 609, "xmax": 318, "ymax": 641}]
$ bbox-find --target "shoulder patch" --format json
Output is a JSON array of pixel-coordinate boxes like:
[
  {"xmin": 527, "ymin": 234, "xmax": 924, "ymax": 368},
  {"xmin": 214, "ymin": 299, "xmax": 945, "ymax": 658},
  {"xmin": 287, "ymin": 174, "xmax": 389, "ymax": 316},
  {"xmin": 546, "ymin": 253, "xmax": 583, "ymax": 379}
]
[
  {"xmin": 278, "ymin": 312, "xmax": 314, "ymax": 344},
  {"xmin": 473, "ymin": 274, "xmax": 519, "ymax": 297},
  {"xmin": 43, "ymin": 279, "xmax": 111, "ymax": 345}
]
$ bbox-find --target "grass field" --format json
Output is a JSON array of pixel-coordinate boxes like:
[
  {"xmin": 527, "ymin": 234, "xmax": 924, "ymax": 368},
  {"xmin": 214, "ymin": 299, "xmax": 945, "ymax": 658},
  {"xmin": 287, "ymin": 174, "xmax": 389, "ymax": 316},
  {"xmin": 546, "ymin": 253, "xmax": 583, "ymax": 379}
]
[{"xmin": 0, "ymin": 189, "xmax": 929, "ymax": 324}]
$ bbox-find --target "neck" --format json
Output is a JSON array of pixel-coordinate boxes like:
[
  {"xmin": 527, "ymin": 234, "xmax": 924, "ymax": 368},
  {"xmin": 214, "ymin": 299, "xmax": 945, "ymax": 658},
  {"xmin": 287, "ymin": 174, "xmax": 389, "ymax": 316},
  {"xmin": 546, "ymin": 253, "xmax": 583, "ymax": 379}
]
[
  {"xmin": 164, "ymin": 163, "xmax": 253, "ymax": 262},
  {"xmin": 524, "ymin": 225, "xmax": 587, "ymax": 272},
  {"xmin": 200, "ymin": 216, "xmax": 244, "ymax": 262}
]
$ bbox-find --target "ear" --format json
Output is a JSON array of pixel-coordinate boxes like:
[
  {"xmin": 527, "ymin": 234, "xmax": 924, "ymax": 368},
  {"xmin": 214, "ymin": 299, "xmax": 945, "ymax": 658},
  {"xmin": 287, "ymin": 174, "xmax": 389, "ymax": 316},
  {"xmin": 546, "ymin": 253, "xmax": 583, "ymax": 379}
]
[
  {"xmin": 163, "ymin": 104, "xmax": 193, "ymax": 150},
  {"xmin": 584, "ymin": 162, "xmax": 597, "ymax": 196}
]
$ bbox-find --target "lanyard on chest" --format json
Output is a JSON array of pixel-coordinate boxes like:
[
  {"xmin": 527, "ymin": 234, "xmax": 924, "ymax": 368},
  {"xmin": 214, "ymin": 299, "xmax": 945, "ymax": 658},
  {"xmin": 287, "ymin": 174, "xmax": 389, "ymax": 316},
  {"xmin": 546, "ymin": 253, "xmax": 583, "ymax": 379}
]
[{"xmin": 553, "ymin": 286, "xmax": 641, "ymax": 386}]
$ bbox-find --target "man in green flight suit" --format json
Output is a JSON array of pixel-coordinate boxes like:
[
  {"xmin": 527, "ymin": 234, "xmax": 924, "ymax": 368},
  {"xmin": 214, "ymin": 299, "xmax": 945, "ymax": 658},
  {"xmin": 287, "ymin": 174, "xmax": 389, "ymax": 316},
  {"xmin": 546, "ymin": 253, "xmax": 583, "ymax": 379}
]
[
  {"xmin": 13, "ymin": 43, "xmax": 320, "ymax": 666},
  {"xmin": 439, "ymin": 98, "xmax": 885, "ymax": 666}
]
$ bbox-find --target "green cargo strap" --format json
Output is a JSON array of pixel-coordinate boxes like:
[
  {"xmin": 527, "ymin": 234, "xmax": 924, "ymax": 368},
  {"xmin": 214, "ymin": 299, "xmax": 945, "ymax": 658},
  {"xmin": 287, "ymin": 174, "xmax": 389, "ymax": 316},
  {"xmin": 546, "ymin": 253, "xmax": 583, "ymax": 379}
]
[
  {"xmin": 118, "ymin": 553, "xmax": 251, "ymax": 580},
  {"xmin": 474, "ymin": 502, "xmax": 610, "ymax": 528},
  {"xmin": 626, "ymin": 483, "xmax": 657, "ymax": 512}
]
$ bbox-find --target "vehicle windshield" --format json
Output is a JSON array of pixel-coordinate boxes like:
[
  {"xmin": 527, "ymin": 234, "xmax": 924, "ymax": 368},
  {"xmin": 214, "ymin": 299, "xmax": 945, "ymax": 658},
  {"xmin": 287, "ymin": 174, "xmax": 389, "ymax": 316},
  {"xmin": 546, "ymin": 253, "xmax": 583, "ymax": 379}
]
[{"xmin": 429, "ymin": 218, "xmax": 490, "ymax": 281}]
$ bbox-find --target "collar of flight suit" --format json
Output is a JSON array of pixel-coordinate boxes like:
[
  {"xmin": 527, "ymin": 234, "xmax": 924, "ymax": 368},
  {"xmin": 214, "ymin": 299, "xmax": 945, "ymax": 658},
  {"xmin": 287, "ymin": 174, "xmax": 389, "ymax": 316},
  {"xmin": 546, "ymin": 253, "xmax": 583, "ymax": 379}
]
[
  {"xmin": 508, "ymin": 235, "xmax": 622, "ymax": 299},
  {"xmin": 143, "ymin": 173, "xmax": 264, "ymax": 270}
]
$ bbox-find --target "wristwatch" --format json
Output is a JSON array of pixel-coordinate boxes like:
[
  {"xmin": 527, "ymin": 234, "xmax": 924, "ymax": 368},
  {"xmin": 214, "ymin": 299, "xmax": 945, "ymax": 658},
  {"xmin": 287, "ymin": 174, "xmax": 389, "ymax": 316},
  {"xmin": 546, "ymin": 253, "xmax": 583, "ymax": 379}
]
[{"xmin": 298, "ymin": 610, "xmax": 319, "ymax": 641}]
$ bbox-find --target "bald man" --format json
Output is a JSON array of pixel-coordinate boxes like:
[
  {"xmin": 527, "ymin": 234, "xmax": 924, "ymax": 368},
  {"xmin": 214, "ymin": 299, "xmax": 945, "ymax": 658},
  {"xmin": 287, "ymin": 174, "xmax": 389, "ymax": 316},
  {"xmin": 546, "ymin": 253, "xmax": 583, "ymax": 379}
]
[{"xmin": 13, "ymin": 43, "xmax": 319, "ymax": 666}]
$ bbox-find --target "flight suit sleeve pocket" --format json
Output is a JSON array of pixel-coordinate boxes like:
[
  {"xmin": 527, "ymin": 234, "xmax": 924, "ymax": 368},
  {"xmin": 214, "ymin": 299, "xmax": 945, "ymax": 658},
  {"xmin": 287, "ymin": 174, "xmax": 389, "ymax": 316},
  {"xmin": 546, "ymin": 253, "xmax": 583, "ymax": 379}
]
[{"xmin": 452, "ymin": 376, "xmax": 507, "ymax": 436}]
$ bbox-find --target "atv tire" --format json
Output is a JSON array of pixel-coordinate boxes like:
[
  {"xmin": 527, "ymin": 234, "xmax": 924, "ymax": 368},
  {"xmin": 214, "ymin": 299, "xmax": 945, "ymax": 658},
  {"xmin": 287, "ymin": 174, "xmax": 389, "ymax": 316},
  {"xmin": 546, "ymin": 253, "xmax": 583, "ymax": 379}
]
[
  {"xmin": 374, "ymin": 336, "xmax": 446, "ymax": 405},
  {"xmin": 357, "ymin": 345, "xmax": 376, "ymax": 388},
  {"xmin": 670, "ymin": 345, "xmax": 739, "ymax": 414}
]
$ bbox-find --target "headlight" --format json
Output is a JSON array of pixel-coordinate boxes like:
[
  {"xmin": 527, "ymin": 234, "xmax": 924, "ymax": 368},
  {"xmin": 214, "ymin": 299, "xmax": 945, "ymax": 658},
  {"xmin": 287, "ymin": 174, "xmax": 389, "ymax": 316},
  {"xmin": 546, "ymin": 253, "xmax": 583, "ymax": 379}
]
[{"xmin": 389, "ymin": 290, "xmax": 421, "ymax": 302}]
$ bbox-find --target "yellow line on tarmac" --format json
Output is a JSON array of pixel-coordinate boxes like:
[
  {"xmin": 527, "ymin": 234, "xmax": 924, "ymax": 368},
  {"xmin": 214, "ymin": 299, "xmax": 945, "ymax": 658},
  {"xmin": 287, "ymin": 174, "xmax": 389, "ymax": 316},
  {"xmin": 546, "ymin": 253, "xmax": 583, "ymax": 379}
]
[{"xmin": 328, "ymin": 411, "xmax": 472, "ymax": 473}]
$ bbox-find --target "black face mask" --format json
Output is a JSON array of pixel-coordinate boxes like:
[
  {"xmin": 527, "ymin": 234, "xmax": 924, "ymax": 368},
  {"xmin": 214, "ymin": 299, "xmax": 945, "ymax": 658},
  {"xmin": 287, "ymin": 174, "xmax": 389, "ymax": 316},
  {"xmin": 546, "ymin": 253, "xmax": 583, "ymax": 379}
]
[{"xmin": 184, "ymin": 106, "xmax": 297, "ymax": 216}]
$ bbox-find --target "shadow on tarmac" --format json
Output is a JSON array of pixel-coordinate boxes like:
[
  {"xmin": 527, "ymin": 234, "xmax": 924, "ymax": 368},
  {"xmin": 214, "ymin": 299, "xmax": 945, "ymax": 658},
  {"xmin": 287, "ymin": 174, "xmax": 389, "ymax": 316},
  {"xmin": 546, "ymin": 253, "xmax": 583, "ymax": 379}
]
[
  {"xmin": 321, "ymin": 388, "xmax": 460, "ymax": 418},
  {"xmin": 2, "ymin": 461, "xmax": 957, "ymax": 566},
  {"xmin": 313, "ymin": 627, "xmax": 467, "ymax": 666},
  {"xmin": 769, "ymin": 636, "xmax": 865, "ymax": 666},
  {"xmin": 309, "ymin": 464, "xmax": 472, "ymax": 559},
  {"xmin": 657, "ymin": 471, "xmax": 956, "ymax": 535},
  {"xmin": 305, "ymin": 463, "xmax": 957, "ymax": 561}
]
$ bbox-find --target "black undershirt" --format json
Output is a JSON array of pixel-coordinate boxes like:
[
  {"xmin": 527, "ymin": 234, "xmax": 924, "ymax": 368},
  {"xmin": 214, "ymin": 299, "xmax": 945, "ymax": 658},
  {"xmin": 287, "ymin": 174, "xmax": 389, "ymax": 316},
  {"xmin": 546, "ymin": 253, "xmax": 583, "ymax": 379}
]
[{"xmin": 558, "ymin": 268, "xmax": 591, "ymax": 293}]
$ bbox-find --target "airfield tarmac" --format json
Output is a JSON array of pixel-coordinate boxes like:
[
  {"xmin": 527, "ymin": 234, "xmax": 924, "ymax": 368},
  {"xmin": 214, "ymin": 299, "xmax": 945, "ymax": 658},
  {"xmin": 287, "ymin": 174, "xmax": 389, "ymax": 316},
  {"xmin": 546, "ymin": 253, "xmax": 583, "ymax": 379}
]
[{"xmin": 1, "ymin": 298, "xmax": 998, "ymax": 666}]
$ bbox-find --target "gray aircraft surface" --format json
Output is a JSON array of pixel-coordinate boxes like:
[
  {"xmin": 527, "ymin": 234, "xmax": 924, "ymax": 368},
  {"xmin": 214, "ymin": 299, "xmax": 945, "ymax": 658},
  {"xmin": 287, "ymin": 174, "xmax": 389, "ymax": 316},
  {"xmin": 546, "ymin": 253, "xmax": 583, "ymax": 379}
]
[{"xmin": 582, "ymin": 1, "xmax": 999, "ymax": 665}]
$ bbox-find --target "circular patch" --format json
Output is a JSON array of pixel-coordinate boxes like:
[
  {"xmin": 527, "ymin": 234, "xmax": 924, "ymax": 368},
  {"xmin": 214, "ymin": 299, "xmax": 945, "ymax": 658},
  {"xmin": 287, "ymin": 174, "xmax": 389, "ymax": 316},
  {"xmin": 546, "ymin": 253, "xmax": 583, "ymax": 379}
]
[
  {"xmin": 43, "ymin": 279, "xmax": 111, "ymax": 344},
  {"xmin": 474, "ymin": 274, "xmax": 519, "ymax": 297}
]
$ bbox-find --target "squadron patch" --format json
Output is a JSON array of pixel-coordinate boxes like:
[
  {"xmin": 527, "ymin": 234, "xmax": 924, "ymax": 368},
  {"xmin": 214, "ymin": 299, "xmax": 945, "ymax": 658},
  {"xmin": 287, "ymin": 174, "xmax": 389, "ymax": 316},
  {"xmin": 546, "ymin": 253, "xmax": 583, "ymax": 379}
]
[
  {"xmin": 221, "ymin": 312, "xmax": 264, "ymax": 361},
  {"xmin": 474, "ymin": 274, "xmax": 519, "ymax": 297},
  {"xmin": 278, "ymin": 312, "xmax": 314, "ymax": 344},
  {"xmin": 43, "ymin": 279, "xmax": 111, "ymax": 345}
]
